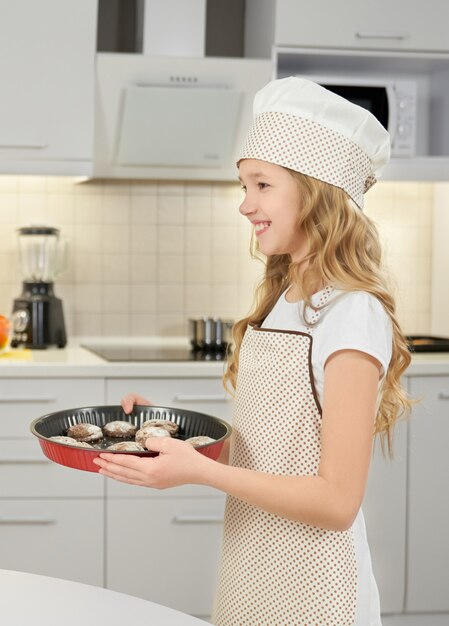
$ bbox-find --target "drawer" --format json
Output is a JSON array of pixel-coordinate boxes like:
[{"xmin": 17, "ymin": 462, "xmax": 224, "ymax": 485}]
[
  {"xmin": 106, "ymin": 377, "xmax": 233, "ymax": 423},
  {"xmin": 0, "ymin": 439, "xmax": 104, "ymax": 497},
  {"xmin": 107, "ymin": 496, "xmax": 225, "ymax": 617},
  {"xmin": 0, "ymin": 499, "xmax": 104, "ymax": 587},
  {"xmin": 0, "ymin": 378, "xmax": 105, "ymax": 438}
]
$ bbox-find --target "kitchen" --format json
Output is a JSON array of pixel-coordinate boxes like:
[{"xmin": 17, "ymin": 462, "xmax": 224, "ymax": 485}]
[{"xmin": 1, "ymin": 0, "xmax": 449, "ymax": 624}]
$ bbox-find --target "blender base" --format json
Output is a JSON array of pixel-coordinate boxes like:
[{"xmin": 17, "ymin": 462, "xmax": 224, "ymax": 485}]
[{"xmin": 11, "ymin": 282, "xmax": 67, "ymax": 349}]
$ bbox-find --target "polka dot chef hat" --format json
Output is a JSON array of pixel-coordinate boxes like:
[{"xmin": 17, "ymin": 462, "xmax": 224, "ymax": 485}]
[{"xmin": 238, "ymin": 76, "xmax": 391, "ymax": 209}]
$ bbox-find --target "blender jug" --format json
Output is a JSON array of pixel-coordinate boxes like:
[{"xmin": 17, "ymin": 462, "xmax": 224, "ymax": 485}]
[{"xmin": 17, "ymin": 226, "xmax": 67, "ymax": 281}]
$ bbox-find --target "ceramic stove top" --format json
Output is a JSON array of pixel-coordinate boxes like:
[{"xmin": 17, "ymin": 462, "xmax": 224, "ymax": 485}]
[{"xmin": 82, "ymin": 344, "xmax": 228, "ymax": 362}]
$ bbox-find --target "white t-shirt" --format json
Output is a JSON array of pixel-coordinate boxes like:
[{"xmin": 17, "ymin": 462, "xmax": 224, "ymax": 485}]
[
  {"xmin": 262, "ymin": 288, "xmax": 393, "ymax": 406},
  {"xmin": 262, "ymin": 288, "xmax": 393, "ymax": 626}
]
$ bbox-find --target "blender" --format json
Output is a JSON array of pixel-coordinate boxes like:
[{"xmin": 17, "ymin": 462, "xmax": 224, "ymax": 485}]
[{"xmin": 11, "ymin": 226, "xmax": 67, "ymax": 349}]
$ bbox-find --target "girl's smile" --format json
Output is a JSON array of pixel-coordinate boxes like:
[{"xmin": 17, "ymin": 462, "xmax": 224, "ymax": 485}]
[{"xmin": 253, "ymin": 220, "xmax": 271, "ymax": 235}]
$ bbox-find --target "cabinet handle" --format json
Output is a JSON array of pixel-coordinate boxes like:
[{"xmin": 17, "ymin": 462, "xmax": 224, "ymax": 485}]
[
  {"xmin": 438, "ymin": 392, "xmax": 449, "ymax": 400},
  {"xmin": 172, "ymin": 515, "xmax": 224, "ymax": 524},
  {"xmin": 0, "ymin": 143, "xmax": 48, "ymax": 149},
  {"xmin": 0, "ymin": 516, "xmax": 55, "ymax": 525},
  {"xmin": 172, "ymin": 394, "xmax": 228, "ymax": 402},
  {"xmin": 355, "ymin": 31, "xmax": 410, "ymax": 40},
  {"xmin": 0, "ymin": 396, "xmax": 56, "ymax": 403}
]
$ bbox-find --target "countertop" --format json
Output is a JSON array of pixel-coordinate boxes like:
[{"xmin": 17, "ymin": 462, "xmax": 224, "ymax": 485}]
[
  {"xmin": 0, "ymin": 568, "xmax": 206, "ymax": 626},
  {"xmin": 0, "ymin": 337, "xmax": 228, "ymax": 378},
  {"xmin": 0, "ymin": 336, "xmax": 448, "ymax": 377}
]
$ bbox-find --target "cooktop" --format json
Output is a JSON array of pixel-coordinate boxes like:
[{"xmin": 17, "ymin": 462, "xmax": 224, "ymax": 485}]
[
  {"xmin": 406, "ymin": 336, "xmax": 449, "ymax": 352},
  {"xmin": 83, "ymin": 336, "xmax": 449, "ymax": 363},
  {"xmin": 83, "ymin": 345, "xmax": 228, "ymax": 362}
]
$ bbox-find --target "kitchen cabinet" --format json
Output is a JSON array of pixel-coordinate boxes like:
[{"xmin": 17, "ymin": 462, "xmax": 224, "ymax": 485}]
[
  {"xmin": 107, "ymin": 497, "xmax": 225, "ymax": 617},
  {"xmin": 0, "ymin": 0, "xmax": 98, "ymax": 175},
  {"xmin": 405, "ymin": 375, "xmax": 449, "ymax": 612},
  {"xmin": 0, "ymin": 377, "xmax": 105, "ymax": 584},
  {"xmin": 275, "ymin": 0, "xmax": 449, "ymax": 52},
  {"xmin": 362, "ymin": 417, "xmax": 408, "ymax": 614},
  {"xmin": 105, "ymin": 376, "xmax": 230, "ymax": 617},
  {"xmin": 0, "ymin": 499, "xmax": 103, "ymax": 586}
]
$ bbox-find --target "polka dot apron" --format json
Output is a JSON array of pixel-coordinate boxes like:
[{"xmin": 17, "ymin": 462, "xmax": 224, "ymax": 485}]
[{"xmin": 212, "ymin": 288, "xmax": 357, "ymax": 625}]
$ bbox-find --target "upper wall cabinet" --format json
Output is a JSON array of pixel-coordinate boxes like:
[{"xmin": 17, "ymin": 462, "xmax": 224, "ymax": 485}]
[
  {"xmin": 0, "ymin": 0, "xmax": 98, "ymax": 176},
  {"xmin": 275, "ymin": 0, "xmax": 449, "ymax": 53}
]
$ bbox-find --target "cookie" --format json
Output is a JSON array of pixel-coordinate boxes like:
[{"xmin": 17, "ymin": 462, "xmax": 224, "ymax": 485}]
[
  {"xmin": 49, "ymin": 436, "xmax": 93, "ymax": 448},
  {"xmin": 141, "ymin": 419, "xmax": 179, "ymax": 436},
  {"xmin": 103, "ymin": 421, "xmax": 137, "ymax": 438},
  {"xmin": 49, "ymin": 436, "xmax": 78, "ymax": 445},
  {"xmin": 185, "ymin": 436, "xmax": 216, "ymax": 448},
  {"xmin": 107, "ymin": 441, "xmax": 145, "ymax": 452},
  {"xmin": 135, "ymin": 425, "xmax": 171, "ymax": 447},
  {"xmin": 66, "ymin": 423, "xmax": 103, "ymax": 443}
]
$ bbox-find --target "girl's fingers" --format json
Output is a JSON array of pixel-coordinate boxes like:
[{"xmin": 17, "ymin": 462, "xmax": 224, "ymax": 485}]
[
  {"xmin": 97, "ymin": 467, "xmax": 147, "ymax": 487},
  {"xmin": 120, "ymin": 393, "xmax": 152, "ymax": 414},
  {"xmin": 93, "ymin": 454, "xmax": 149, "ymax": 480},
  {"xmin": 121, "ymin": 399, "xmax": 133, "ymax": 414},
  {"xmin": 144, "ymin": 437, "xmax": 169, "ymax": 453}
]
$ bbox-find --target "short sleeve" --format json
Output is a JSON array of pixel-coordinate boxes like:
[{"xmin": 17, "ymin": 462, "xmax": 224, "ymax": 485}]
[{"xmin": 314, "ymin": 291, "xmax": 393, "ymax": 378}]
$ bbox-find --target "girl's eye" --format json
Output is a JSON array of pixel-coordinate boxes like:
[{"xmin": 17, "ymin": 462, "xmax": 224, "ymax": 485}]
[
  {"xmin": 240, "ymin": 185, "xmax": 247, "ymax": 193},
  {"xmin": 258, "ymin": 182, "xmax": 269, "ymax": 190}
]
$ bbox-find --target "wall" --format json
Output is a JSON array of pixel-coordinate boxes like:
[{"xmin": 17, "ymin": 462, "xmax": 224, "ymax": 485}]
[
  {"xmin": 364, "ymin": 180, "xmax": 434, "ymax": 336},
  {"xmin": 0, "ymin": 175, "xmax": 438, "ymax": 338},
  {"xmin": 431, "ymin": 183, "xmax": 449, "ymax": 336}
]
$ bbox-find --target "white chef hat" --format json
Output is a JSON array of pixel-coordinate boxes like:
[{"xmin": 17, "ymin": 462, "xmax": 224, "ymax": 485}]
[{"xmin": 238, "ymin": 76, "xmax": 391, "ymax": 209}]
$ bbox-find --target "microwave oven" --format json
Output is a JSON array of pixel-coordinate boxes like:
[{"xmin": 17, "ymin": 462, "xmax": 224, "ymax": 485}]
[{"xmin": 304, "ymin": 75, "xmax": 417, "ymax": 157}]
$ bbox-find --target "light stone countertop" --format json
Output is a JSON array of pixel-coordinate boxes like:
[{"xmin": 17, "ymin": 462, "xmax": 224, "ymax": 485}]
[
  {"xmin": 0, "ymin": 337, "xmax": 228, "ymax": 378},
  {"xmin": 0, "ymin": 336, "xmax": 448, "ymax": 378}
]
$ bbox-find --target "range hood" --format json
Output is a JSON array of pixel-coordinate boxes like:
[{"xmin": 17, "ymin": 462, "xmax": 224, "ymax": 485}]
[
  {"xmin": 93, "ymin": 53, "xmax": 271, "ymax": 181},
  {"xmin": 116, "ymin": 84, "xmax": 241, "ymax": 168}
]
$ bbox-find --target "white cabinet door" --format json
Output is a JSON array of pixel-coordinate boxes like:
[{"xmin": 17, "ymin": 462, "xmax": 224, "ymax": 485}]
[
  {"xmin": 275, "ymin": 0, "xmax": 449, "ymax": 52},
  {"xmin": 0, "ymin": 499, "xmax": 104, "ymax": 586},
  {"xmin": 105, "ymin": 377, "xmax": 232, "ymax": 498},
  {"xmin": 107, "ymin": 497, "xmax": 225, "ymax": 618},
  {"xmin": 0, "ymin": 0, "xmax": 97, "ymax": 175},
  {"xmin": 0, "ymin": 377, "xmax": 105, "ymax": 438},
  {"xmin": 406, "ymin": 376, "xmax": 449, "ymax": 612},
  {"xmin": 362, "ymin": 418, "xmax": 407, "ymax": 614},
  {"xmin": 0, "ymin": 377, "xmax": 105, "ymax": 495},
  {"xmin": 0, "ymin": 439, "xmax": 103, "ymax": 497}
]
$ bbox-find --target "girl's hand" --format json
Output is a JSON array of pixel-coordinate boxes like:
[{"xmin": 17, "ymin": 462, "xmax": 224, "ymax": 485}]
[
  {"xmin": 93, "ymin": 437, "xmax": 211, "ymax": 489},
  {"xmin": 121, "ymin": 392, "xmax": 152, "ymax": 414}
]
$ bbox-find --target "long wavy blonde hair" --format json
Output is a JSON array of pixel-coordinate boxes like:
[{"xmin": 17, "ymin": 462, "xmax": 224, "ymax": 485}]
[{"xmin": 224, "ymin": 169, "xmax": 412, "ymax": 456}]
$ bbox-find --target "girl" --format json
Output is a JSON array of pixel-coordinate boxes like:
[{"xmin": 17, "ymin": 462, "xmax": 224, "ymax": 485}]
[{"xmin": 94, "ymin": 77, "xmax": 411, "ymax": 626}]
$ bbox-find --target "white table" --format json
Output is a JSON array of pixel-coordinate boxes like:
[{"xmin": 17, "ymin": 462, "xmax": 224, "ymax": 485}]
[{"xmin": 0, "ymin": 569, "xmax": 207, "ymax": 625}]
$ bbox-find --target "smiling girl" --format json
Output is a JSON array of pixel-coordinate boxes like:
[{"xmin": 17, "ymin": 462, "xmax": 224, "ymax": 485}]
[{"xmin": 94, "ymin": 77, "xmax": 411, "ymax": 626}]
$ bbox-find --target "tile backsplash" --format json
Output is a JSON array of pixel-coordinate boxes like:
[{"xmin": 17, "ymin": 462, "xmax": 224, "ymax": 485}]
[{"xmin": 0, "ymin": 176, "xmax": 437, "ymax": 338}]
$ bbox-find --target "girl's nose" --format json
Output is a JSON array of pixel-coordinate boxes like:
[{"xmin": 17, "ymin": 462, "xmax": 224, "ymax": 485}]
[{"xmin": 239, "ymin": 194, "xmax": 256, "ymax": 216}]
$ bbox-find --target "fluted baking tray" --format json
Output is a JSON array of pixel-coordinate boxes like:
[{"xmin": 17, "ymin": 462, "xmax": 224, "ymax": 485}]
[{"xmin": 30, "ymin": 405, "xmax": 231, "ymax": 473}]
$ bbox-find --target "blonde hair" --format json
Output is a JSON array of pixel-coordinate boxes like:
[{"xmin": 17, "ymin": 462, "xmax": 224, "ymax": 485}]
[{"xmin": 224, "ymin": 169, "xmax": 412, "ymax": 456}]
